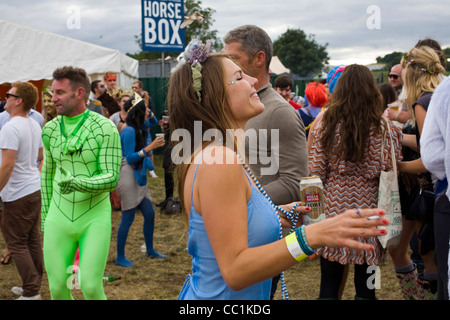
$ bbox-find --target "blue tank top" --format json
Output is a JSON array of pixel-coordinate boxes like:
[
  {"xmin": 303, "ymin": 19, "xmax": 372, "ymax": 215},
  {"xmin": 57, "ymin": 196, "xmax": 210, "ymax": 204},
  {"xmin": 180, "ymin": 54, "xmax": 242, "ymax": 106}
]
[{"xmin": 178, "ymin": 150, "xmax": 281, "ymax": 300}]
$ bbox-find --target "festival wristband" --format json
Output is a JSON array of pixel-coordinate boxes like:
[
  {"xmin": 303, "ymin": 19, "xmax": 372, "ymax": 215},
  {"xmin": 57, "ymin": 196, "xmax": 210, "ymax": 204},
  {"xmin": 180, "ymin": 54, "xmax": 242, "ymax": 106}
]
[
  {"xmin": 285, "ymin": 232, "xmax": 308, "ymax": 262},
  {"xmin": 138, "ymin": 149, "xmax": 146, "ymax": 157}
]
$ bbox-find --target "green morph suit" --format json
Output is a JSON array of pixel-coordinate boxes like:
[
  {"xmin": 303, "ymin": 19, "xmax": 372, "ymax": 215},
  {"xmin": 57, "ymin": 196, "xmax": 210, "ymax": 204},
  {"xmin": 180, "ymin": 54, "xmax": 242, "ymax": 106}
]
[{"xmin": 41, "ymin": 110, "xmax": 121, "ymax": 300}]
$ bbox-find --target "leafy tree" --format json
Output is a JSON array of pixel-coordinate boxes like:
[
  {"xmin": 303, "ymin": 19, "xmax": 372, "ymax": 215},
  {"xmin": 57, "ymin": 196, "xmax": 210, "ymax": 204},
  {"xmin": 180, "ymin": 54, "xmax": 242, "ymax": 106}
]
[
  {"xmin": 273, "ymin": 28, "xmax": 329, "ymax": 77},
  {"xmin": 375, "ymin": 51, "xmax": 404, "ymax": 71},
  {"xmin": 127, "ymin": 0, "xmax": 222, "ymax": 60}
]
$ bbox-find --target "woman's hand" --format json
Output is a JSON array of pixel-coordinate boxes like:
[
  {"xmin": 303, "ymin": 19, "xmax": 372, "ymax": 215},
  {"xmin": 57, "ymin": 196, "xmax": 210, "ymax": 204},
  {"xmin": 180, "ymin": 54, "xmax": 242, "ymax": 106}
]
[
  {"xmin": 305, "ymin": 208, "xmax": 389, "ymax": 251},
  {"xmin": 144, "ymin": 136, "xmax": 165, "ymax": 152},
  {"xmin": 277, "ymin": 202, "xmax": 308, "ymax": 228}
]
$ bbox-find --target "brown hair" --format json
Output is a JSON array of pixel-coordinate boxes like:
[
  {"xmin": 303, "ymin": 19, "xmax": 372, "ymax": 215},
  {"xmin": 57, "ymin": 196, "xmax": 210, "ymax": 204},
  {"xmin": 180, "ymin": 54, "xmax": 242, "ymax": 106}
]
[
  {"xmin": 377, "ymin": 83, "xmax": 397, "ymax": 109},
  {"xmin": 167, "ymin": 53, "xmax": 237, "ymax": 225},
  {"xmin": 415, "ymin": 38, "xmax": 447, "ymax": 68},
  {"xmin": 320, "ymin": 64, "xmax": 384, "ymax": 163},
  {"xmin": 12, "ymin": 81, "xmax": 39, "ymax": 111},
  {"xmin": 53, "ymin": 66, "xmax": 91, "ymax": 102},
  {"xmin": 274, "ymin": 75, "xmax": 293, "ymax": 89}
]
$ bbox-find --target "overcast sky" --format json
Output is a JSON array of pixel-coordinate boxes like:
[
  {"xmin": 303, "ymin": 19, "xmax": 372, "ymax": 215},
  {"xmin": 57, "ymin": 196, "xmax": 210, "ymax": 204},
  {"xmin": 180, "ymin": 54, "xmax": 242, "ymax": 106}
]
[{"xmin": 1, "ymin": 0, "xmax": 450, "ymax": 66}]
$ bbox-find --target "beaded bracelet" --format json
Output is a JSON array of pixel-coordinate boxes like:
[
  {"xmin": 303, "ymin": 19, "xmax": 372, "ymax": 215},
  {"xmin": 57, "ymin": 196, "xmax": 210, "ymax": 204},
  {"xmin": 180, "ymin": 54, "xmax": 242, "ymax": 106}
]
[{"xmin": 295, "ymin": 225, "xmax": 316, "ymax": 256}]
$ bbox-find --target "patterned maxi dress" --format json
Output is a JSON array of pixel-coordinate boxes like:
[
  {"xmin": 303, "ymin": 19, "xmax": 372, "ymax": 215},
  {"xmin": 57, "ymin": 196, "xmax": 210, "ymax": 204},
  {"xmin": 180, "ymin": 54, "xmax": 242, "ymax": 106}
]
[{"xmin": 309, "ymin": 118, "xmax": 402, "ymax": 265}]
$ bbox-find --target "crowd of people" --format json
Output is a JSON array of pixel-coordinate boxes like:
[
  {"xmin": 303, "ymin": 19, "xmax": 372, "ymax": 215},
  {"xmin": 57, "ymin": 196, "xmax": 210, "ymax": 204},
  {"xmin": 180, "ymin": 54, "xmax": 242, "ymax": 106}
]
[
  {"xmin": 0, "ymin": 24, "xmax": 449, "ymax": 301},
  {"xmin": 0, "ymin": 68, "xmax": 168, "ymax": 300}
]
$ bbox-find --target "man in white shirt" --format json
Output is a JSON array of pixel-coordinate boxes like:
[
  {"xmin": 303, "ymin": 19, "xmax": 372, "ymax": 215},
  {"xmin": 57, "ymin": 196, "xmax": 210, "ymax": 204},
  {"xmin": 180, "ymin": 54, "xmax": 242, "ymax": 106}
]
[
  {"xmin": 0, "ymin": 82, "xmax": 43, "ymax": 300},
  {"xmin": 421, "ymin": 76, "xmax": 450, "ymax": 300}
]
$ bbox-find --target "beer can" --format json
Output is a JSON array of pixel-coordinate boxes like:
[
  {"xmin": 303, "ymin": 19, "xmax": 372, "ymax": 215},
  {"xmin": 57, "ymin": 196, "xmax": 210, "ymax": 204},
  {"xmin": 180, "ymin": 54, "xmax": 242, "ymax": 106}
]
[{"xmin": 299, "ymin": 176, "xmax": 325, "ymax": 225}]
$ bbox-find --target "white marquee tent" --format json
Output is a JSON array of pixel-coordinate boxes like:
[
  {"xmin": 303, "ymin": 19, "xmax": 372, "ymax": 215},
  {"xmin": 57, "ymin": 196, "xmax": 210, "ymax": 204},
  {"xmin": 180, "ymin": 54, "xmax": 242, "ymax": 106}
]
[
  {"xmin": 269, "ymin": 56, "xmax": 290, "ymax": 75},
  {"xmin": 0, "ymin": 19, "xmax": 139, "ymax": 87}
]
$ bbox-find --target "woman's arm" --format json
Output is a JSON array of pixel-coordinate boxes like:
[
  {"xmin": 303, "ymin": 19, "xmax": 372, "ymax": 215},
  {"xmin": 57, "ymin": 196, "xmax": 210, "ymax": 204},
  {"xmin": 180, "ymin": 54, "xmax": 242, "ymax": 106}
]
[
  {"xmin": 402, "ymin": 133, "xmax": 418, "ymax": 152},
  {"xmin": 194, "ymin": 147, "xmax": 388, "ymax": 291},
  {"xmin": 398, "ymin": 104, "xmax": 428, "ymax": 174},
  {"xmin": 122, "ymin": 127, "xmax": 164, "ymax": 165}
]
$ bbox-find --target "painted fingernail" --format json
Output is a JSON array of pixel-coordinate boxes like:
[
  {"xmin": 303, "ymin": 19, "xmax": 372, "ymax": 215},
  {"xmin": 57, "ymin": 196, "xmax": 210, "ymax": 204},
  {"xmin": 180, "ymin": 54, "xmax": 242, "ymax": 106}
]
[
  {"xmin": 305, "ymin": 207, "xmax": 311, "ymax": 210},
  {"xmin": 379, "ymin": 210, "xmax": 385, "ymax": 215},
  {"xmin": 382, "ymin": 218, "xmax": 389, "ymax": 224},
  {"xmin": 380, "ymin": 229, "xmax": 387, "ymax": 235}
]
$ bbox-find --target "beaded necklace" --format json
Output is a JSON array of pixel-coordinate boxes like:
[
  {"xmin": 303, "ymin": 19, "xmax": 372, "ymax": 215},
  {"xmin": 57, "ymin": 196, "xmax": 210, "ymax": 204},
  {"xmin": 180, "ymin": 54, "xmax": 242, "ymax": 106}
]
[{"xmin": 237, "ymin": 154, "xmax": 300, "ymax": 300}]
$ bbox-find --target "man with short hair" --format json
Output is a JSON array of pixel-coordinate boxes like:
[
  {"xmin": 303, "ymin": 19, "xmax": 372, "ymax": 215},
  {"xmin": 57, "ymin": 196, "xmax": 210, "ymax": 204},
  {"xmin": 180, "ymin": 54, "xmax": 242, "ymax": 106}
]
[
  {"xmin": 103, "ymin": 71, "xmax": 118, "ymax": 95},
  {"xmin": 41, "ymin": 66, "xmax": 121, "ymax": 300},
  {"xmin": 132, "ymin": 80, "xmax": 155, "ymax": 112},
  {"xmin": 0, "ymin": 81, "xmax": 43, "ymax": 300},
  {"xmin": 274, "ymin": 74, "xmax": 302, "ymax": 110},
  {"xmin": 93, "ymin": 78, "xmax": 119, "ymax": 117},
  {"xmin": 87, "ymin": 80, "xmax": 105, "ymax": 116}
]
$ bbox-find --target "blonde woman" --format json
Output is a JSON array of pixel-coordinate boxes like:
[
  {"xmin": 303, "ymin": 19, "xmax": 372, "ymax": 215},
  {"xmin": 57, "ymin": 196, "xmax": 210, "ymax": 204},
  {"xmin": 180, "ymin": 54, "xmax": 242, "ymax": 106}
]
[{"xmin": 393, "ymin": 45, "xmax": 446, "ymax": 300}]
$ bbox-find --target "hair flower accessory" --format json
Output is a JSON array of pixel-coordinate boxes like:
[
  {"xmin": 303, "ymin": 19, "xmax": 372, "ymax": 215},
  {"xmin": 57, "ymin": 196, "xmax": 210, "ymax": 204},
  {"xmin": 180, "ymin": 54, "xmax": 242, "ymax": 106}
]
[
  {"xmin": 188, "ymin": 39, "xmax": 211, "ymax": 67},
  {"xmin": 172, "ymin": 39, "xmax": 212, "ymax": 102},
  {"xmin": 403, "ymin": 52, "xmax": 434, "ymax": 75},
  {"xmin": 170, "ymin": 39, "xmax": 212, "ymax": 102}
]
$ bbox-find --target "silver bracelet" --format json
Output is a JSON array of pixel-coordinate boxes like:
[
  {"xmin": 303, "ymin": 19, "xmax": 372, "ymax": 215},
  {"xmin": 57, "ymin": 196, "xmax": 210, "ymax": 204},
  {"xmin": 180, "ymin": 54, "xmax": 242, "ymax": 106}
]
[{"xmin": 138, "ymin": 149, "xmax": 145, "ymax": 157}]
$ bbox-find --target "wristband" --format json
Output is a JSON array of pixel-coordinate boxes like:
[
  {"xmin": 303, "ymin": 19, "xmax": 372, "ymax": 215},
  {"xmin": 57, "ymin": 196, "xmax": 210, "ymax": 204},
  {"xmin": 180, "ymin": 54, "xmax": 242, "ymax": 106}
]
[
  {"xmin": 285, "ymin": 232, "xmax": 308, "ymax": 262},
  {"xmin": 138, "ymin": 149, "xmax": 146, "ymax": 157}
]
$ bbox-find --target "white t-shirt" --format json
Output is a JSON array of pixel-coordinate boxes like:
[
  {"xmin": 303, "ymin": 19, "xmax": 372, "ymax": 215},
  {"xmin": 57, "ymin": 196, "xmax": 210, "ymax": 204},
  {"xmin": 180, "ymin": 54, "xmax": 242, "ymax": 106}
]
[{"xmin": 0, "ymin": 116, "xmax": 43, "ymax": 202}]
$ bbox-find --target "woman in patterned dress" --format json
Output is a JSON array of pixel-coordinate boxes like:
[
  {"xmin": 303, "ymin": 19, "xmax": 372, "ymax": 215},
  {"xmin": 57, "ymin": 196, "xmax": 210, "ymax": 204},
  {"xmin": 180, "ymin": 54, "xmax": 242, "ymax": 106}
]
[{"xmin": 309, "ymin": 64, "xmax": 403, "ymax": 299}]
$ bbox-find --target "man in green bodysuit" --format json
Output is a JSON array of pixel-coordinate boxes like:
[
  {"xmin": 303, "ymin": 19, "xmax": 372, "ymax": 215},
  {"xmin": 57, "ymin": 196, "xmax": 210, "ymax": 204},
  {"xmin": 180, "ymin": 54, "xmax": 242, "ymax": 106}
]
[{"xmin": 41, "ymin": 66, "xmax": 121, "ymax": 300}]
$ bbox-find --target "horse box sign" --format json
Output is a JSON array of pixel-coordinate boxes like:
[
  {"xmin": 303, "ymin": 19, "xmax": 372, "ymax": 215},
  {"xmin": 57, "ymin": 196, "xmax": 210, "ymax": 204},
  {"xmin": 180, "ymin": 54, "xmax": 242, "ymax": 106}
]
[{"xmin": 141, "ymin": 0, "xmax": 185, "ymax": 52}]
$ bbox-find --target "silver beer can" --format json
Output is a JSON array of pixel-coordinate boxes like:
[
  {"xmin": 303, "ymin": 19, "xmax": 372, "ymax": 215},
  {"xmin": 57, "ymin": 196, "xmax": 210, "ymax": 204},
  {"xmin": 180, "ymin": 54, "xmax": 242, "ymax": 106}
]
[{"xmin": 299, "ymin": 176, "xmax": 325, "ymax": 225}]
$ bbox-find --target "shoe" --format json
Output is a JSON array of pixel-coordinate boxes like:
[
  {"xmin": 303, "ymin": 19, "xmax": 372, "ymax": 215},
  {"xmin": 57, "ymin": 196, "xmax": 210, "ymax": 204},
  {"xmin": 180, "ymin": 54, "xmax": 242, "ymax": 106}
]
[
  {"xmin": 115, "ymin": 256, "xmax": 135, "ymax": 267},
  {"xmin": 147, "ymin": 250, "xmax": 166, "ymax": 259},
  {"xmin": 149, "ymin": 170, "xmax": 158, "ymax": 178},
  {"xmin": 16, "ymin": 294, "xmax": 41, "ymax": 300},
  {"xmin": 1, "ymin": 253, "xmax": 11, "ymax": 265},
  {"xmin": 11, "ymin": 286, "xmax": 23, "ymax": 296},
  {"xmin": 395, "ymin": 268, "xmax": 419, "ymax": 300}
]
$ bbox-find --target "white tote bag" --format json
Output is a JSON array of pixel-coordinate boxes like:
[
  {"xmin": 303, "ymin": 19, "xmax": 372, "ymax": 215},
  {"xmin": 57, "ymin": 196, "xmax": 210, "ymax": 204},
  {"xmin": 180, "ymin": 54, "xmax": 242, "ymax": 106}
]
[{"xmin": 377, "ymin": 121, "xmax": 402, "ymax": 249}]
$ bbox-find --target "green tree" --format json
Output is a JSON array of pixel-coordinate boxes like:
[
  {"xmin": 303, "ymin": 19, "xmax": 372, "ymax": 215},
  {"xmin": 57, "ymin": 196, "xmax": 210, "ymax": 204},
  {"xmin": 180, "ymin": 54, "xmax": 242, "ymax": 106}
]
[
  {"xmin": 127, "ymin": 0, "xmax": 222, "ymax": 60},
  {"xmin": 273, "ymin": 28, "xmax": 329, "ymax": 77},
  {"xmin": 375, "ymin": 51, "xmax": 404, "ymax": 71}
]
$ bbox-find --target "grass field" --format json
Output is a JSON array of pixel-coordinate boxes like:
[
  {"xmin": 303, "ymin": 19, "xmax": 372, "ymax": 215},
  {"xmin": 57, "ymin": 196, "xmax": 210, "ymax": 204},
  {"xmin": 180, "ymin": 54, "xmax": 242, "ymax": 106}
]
[{"xmin": 0, "ymin": 154, "xmax": 404, "ymax": 300}]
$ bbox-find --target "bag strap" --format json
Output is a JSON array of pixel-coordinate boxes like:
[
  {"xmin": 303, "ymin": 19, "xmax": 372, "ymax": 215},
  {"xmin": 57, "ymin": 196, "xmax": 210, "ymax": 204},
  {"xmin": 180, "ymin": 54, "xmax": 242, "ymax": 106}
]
[{"xmin": 385, "ymin": 120, "xmax": 397, "ymax": 174}]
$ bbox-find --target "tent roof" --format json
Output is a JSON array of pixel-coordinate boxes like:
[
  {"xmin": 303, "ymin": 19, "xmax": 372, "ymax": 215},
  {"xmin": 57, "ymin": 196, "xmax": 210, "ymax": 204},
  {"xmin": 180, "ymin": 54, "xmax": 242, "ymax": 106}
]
[
  {"xmin": 0, "ymin": 19, "xmax": 138, "ymax": 84},
  {"xmin": 270, "ymin": 56, "xmax": 290, "ymax": 75}
]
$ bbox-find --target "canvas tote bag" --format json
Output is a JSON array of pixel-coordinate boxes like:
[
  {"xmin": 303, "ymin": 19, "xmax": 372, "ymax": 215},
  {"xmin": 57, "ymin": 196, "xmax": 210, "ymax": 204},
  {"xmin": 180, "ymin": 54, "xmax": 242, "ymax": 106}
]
[{"xmin": 377, "ymin": 120, "xmax": 402, "ymax": 248}]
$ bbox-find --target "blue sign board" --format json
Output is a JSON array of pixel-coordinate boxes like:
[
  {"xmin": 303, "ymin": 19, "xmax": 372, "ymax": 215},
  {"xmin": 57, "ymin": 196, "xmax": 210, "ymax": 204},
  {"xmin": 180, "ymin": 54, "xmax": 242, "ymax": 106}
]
[{"xmin": 141, "ymin": 0, "xmax": 185, "ymax": 52}]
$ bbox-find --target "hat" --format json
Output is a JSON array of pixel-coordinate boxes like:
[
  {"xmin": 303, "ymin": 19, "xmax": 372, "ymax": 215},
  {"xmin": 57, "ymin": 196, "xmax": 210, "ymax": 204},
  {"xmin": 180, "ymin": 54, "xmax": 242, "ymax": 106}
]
[
  {"xmin": 305, "ymin": 82, "xmax": 328, "ymax": 107},
  {"xmin": 326, "ymin": 65, "xmax": 346, "ymax": 94}
]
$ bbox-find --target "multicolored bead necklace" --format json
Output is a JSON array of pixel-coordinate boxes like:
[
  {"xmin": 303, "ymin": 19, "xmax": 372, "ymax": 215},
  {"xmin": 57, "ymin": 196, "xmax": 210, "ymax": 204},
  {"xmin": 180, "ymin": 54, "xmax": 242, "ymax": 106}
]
[{"xmin": 237, "ymin": 154, "xmax": 301, "ymax": 300}]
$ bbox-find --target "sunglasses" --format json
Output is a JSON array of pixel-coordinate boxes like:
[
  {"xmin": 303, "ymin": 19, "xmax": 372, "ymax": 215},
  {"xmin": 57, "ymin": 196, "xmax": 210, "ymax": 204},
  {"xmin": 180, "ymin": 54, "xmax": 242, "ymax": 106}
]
[
  {"xmin": 6, "ymin": 93, "xmax": 20, "ymax": 99},
  {"xmin": 388, "ymin": 74, "xmax": 399, "ymax": 80}
]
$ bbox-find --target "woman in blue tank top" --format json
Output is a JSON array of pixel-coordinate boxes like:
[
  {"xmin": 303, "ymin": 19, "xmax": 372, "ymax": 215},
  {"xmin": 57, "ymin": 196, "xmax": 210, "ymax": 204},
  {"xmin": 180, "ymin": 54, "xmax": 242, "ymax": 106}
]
[{"xmin": 167, "ymin": 39, "xmax": 390, "ymax": 300}]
